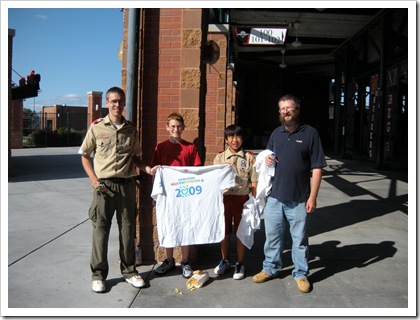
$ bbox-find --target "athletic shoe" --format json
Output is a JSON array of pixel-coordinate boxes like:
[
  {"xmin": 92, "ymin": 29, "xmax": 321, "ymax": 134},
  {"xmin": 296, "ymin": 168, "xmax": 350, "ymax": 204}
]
[
  {"xmin": 233, "ymin": 263, "xmax": 245, "ymax": 280},
  {"xmin": 125, "ymin": 274, "xmax": 146, "ymax": 288},
  {"xmin": 214, "ymin": 259, "xmax": 231, "ymax": 275},
  {"xmin": 181, "ymin": 260, "xmax": 193, "ymax": 278},
  {"xmin": 92, "ymin": 280, "xmax": 105, "ymax": 293},
  {"xmin": 154, "ymin": 258, "xmax": 176, "ymax": 274}
]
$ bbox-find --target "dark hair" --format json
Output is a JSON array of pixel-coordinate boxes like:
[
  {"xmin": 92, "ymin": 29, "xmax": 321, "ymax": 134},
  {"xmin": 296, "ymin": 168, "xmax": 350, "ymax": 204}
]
[
  {"xmin": 224, "ymin": 124, "xmax": 244, "ymax": 139},
  {"xmin": 278, "ymin": 94, "xmax": 301, "ymax": 109},
  {"xmin": 106, "ymin": 86, "xmax": 126, "ymax": 101}
]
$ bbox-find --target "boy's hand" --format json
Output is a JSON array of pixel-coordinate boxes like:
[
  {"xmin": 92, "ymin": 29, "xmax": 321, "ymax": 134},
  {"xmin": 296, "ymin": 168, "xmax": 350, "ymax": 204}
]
[{"xmin": 148, "ymin": 165, "xmax": 161, "ymax": 176}]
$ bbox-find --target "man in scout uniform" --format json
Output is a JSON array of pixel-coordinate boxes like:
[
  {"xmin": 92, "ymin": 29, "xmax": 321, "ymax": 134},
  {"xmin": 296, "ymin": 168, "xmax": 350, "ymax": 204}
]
[
  {"xmin": 213, "ymin": 124, "xmax": 258, "ymax": 280},
  {"xmin": 79, "ymin": 86, "xmax": 158, "ymax": 293}
]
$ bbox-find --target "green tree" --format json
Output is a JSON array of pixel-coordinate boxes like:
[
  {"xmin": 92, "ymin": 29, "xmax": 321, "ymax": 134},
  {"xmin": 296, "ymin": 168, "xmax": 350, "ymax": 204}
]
[{"xmin": 23, "ymin": 108, "xmax": 33, "ymax": 117}]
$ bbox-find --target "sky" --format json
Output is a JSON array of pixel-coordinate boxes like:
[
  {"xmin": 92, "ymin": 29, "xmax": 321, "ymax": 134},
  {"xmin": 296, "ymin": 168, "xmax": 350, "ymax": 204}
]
[
  {"xmin": 8, "ymin": 8, "xmax": 124, "ymax": 111},
  {"xmin": 6, "ymin": 2, "xmax": 415, "ymax": 114}
]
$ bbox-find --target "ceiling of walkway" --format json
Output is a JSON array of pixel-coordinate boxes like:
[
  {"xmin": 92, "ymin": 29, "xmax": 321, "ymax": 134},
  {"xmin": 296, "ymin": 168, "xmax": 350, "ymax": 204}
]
[{"xmin": 224, "ymin": 8, "xmax": 384, "ymax": 77}]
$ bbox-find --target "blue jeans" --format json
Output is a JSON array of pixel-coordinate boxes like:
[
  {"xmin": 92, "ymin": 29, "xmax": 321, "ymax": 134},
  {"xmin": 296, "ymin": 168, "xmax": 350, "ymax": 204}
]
[{"xmin": 262, "ymin": 196, "xmax": 309, "ymax": 279}]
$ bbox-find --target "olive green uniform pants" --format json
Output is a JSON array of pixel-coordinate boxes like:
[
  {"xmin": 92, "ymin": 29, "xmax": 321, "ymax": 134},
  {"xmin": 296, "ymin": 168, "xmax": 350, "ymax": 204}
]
[{"xmin": 88, "ymin": 178, "xmax": 138, "ymax": 281}]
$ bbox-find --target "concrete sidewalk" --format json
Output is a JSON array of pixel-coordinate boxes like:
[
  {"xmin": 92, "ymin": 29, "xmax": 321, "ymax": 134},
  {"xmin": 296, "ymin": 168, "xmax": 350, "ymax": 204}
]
[{"xmin": 3, "ymin": 147, "xmax": 413, "ymax": 317}]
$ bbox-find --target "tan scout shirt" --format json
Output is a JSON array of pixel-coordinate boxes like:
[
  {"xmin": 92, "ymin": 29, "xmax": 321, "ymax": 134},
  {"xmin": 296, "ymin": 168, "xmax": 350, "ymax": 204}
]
[
  {"xmin": 79, "ymin": 115, "xmax": 141, "ymax": 179},
  {"xmin": 213, "ymin": 148, "xmax": 258, "ymax": 195}
]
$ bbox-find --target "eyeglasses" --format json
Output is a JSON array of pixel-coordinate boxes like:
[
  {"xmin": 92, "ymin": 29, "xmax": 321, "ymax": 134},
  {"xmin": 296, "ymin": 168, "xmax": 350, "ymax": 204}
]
[
  {"xmin": 279, "ymin": 106, "xmax": 295, "ymax": 113},
  {"xmin": 107, "ymin": 99, "xmax": 125, "ymax": 106},
  {"xmin": 168, "ymin": 125, "xmax": 183, "ymax": 130}
]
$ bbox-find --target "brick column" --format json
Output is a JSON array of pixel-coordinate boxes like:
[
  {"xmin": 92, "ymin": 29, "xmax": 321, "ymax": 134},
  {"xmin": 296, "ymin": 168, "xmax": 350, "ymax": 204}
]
[
  {"xmin": 87, "ymin": 91, "xmax": 103, "ymax": 128},
  {"xmin": 205, "ymin": 26, "xmax": 231, "ymax": 165},
  {"xmin": 126, "ymin": 9, "xmax": 232, "ymax": 265},
  {"xmin": 180, "ymin": 8, "xmax": 202, "ymax": 147},
  {"xmin": 135, "ymin": 8, "xmax": 205, "ymax": 264}
]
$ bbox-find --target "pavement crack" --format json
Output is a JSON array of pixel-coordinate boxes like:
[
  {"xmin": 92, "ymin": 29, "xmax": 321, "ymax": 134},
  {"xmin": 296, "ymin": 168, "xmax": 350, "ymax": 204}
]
[{"xmin": 8, "ymin": 218, "xmax": 89, "ymax": 267}]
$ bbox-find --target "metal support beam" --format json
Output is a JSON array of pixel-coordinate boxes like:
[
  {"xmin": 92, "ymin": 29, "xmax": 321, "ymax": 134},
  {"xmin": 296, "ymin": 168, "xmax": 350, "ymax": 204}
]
[
  {"xmin": 375, "ymin": 12, "xmax": 392, "ymax": 169},
  {"xmin": 126, "ymin": 9, "xmax": 139, "ymax": 122}
]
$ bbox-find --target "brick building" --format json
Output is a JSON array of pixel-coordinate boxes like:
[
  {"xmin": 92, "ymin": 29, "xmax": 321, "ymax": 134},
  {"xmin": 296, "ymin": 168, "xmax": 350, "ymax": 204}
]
[
  {"xmin": 40, "ymin": 105, "xmax": 87, "ymax": 131},
  {"xmin": 40, "ymin": 93, "xmax": 106, "ymax": 132},
  {"xmin": 8, "ymin": 29, "xmax": 23, "ymax": 153}
]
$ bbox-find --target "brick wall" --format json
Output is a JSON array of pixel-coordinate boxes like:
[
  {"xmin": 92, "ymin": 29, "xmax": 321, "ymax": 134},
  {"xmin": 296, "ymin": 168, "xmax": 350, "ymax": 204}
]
[
  {"xmin": 39, "ymin": 105, "xmax": 88, "ymax": 131},
  {"xmin": 205, "ymin": 31, "xmax": 234, "ymax": 165},
  {"xmin": 10, "ymin": 100, "xmax": 23, "ymax": 149}
]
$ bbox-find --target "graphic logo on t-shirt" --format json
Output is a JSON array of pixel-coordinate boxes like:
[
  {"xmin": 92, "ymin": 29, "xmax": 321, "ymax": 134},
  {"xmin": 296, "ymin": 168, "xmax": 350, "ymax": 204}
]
[{"xmin": 171, "ymin": 177, "xmax": 204, "ymax": 198}]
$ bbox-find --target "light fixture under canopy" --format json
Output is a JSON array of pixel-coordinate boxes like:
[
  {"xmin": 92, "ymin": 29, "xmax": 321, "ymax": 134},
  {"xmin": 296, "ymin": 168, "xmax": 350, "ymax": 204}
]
[
  {"xmin": 279, "ymin": 48, "xmax": 287, "ymax": 68},
  {"xmin": 292, "ymin": 22, "xmax": 302, "ymax": 48}
]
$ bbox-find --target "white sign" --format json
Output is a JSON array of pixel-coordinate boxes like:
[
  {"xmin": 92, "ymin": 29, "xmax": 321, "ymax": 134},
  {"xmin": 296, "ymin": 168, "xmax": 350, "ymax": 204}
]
[{"xmin": 248, "ymin": 28, "xmax": 287, "ymax": 45}]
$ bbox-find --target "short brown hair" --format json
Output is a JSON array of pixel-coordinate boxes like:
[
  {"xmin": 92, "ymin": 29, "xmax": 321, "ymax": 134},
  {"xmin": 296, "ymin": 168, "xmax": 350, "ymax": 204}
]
[
  {"xmin": 167, "ymin": 112, "xmax": 185, "ymax": 127},
  {"xmin": 278, "ymin": 94, "xmax": 301, "ymax": 109},
  {"xmin": 106, "ymin": 86, "xmax": 126, "ymax": 101}
]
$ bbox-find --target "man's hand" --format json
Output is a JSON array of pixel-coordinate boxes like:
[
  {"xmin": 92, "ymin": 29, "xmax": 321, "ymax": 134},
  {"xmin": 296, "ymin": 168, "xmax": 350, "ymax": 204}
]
[
  {"xmin": 92, "ymin": 179, "xmax": 102, "ymax": 190},
  {"xmin": 306, "ymin": 197, "xmax": 317, "ymax": 214},
  {"xmin": 265, "ymin": 154, "xmax": 277, "ymax": 166}
]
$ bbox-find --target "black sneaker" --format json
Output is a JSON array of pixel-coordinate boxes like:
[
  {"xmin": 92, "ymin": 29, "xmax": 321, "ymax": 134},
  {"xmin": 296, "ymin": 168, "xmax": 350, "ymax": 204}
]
[
  {"xmin": 154, "ymin": 258, "xmax": 175, "ymax": 275},
  {"xmin": 181, "ymin": 260, "xmax": 193, "ymax": 278}
]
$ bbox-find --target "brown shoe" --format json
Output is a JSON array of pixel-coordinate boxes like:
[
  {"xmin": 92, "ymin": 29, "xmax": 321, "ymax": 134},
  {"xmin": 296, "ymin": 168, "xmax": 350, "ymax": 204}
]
[
  {"xmin": 296, "ymin": 277, "xmax": 311, "ymax": 293},
  {"xmin": 252, "ymin": 271, "xmax": 274, "ymax": 283}
]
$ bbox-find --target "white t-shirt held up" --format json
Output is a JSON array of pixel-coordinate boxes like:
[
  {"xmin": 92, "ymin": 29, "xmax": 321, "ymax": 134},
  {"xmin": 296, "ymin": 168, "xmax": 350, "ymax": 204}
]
[{"xmin": 151, "ymin": 164, "xmax": 236, "ymax": 248}]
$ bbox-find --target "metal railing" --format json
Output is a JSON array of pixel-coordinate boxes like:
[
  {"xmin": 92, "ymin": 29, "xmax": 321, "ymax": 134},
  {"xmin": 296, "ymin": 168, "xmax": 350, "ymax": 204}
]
[{"xmin": 22, "ymin": 112, "xmax": 87, "ymax": 147}]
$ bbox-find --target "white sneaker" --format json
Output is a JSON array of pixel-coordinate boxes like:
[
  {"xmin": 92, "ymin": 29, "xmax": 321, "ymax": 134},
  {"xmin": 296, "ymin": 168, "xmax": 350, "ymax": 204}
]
[
  {"xmin": 92, "ymin": 280, "xmax": 105, "ymax": 293},
  {"xmin": 125, "ymin": 274, "xmax": 146, "ymax": 288},
  {"xmin": 233, "ymin": 263, "xmax": 245, "ymax": 280},
  {"xmin": 214, "ymin": 259, "xmax": 231, "ymax": 275}
]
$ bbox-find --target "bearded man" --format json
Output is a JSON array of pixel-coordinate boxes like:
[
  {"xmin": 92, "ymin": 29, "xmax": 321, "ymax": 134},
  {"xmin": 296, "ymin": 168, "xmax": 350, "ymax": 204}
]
[{"xmin": 252, "ymin": 94, "xmax": 327, "ymax": 293}]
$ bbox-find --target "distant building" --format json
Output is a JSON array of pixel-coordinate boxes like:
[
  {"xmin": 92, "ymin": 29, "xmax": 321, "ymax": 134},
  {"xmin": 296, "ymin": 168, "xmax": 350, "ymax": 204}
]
[{"xmin": 39, "ymin": 105, "xmax": 105, "ymax": 131}]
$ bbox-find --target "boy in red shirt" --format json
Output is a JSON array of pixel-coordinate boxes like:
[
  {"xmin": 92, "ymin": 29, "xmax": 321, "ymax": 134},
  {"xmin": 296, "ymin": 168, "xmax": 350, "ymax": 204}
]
[{"xmin": 151, "ymin": 112, "xmax": 201, "ymax": 278}]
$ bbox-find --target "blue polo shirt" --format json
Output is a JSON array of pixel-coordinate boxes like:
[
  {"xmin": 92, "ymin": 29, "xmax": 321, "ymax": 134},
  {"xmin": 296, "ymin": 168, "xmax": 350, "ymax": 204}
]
[{"xmin": 266, "ymin": 124, "xmax": 327, "ymax": 202}]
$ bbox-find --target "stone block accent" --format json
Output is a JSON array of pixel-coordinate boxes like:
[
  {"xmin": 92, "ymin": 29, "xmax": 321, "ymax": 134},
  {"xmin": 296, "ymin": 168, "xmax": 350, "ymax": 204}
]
[
  {"xmin": 217, "ymin": 39, "xmax": 227, "ymax": 48},
  {"xmin": 218, "ymin": 56, "xmax": 227, "ymax": 68},
  {"xmin": 182, "ymin": 29, "xmax": 202, "ymax": 48},
  {"xmin": 216, "ymin": 104, "xmax": 225, "ymax": 114},
  {"xmin": 180, "ymin": 108, "xmax": 199, "ymax": 129},
  {"xmin": 181, "ymin": 69, "xmax": 200, "ymax": 89},
  {"xmin": 180, "ymin": 88, "xmax": 200, "ymax": 107},
  {"xmin": 216, "ymin": 137, "xmax": 225, "ymax": 146},
  {"xmin": 216, "ymin": 121, "xmax": 226, "ymax": 130},
  {"xmin": 181, "ymin": 49, "xmax": 201, "ymax": 67},
  {"xmin": 182, "ymin": 9, "xmax": 202, "ymax": 29}
]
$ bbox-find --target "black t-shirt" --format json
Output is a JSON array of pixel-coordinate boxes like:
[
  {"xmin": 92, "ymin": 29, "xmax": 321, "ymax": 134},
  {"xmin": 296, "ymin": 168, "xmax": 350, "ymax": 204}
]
[{"xmin": 267, "ymin": 124, "xmax": 327, "ymax": 202}]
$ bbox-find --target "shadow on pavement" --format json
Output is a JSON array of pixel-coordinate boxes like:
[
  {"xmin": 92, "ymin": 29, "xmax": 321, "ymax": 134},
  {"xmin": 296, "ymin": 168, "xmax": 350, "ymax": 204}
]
[
  {"xmin": 9, "ymin": 153, "xmax": 86, "ymax": 182},
  {"xmin": 308, "ymin": 240, "xmax": 397, "ymax": 284}
]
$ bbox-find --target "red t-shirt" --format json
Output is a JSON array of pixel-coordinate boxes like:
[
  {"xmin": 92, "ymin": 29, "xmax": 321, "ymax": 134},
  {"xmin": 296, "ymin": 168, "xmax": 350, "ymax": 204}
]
[{"xmin": 151, "ymin": 139, "xmax": 201, "ymax": 167}]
